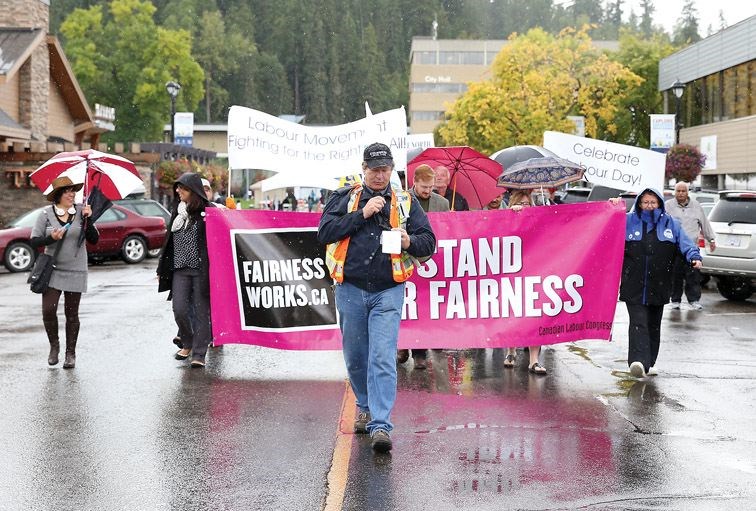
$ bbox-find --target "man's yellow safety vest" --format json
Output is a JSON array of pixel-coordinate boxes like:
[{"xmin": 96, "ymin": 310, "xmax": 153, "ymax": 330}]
[{"xmin": 325, "ymin": 185, "xmax": 415, "ymax": 283}]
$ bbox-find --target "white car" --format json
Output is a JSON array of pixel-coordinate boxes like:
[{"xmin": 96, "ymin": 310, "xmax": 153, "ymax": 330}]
[{"xmin": 701, "ymin": 191, "xmax": 756, "ymax": 301}]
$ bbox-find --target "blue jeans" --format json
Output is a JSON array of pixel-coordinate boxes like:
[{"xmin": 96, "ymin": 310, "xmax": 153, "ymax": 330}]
[{"xmin": 335, "ymin": 281, "xmax": 405, "ymax": 434}]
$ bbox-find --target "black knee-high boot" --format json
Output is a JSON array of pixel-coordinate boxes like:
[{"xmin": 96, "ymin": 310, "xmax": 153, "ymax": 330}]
[
  {"xmin": 43, "ymin": 318, "xmax": 59, "ymax": 366},
  {"xmin": 63, "ymin": 319, "xmax": 80, "ymax": 369}
]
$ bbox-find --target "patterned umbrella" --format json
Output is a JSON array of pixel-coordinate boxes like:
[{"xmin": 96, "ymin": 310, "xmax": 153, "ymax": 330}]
[
  {"xmin": 407, "ymin": 146, "xmax": 502, "ymax": 210},
  {"xmin": 496, "ymin": 156, "xmax": 585, "ymax": 189},
  {"xmin": 30, "ymin": 149, "xmax": 143, "ymax": 200}
]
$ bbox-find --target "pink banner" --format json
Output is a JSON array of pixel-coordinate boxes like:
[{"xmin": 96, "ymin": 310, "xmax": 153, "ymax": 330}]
[{"xmin": 206, "ymin": 203, "xmax": 625, "ymax": 350}]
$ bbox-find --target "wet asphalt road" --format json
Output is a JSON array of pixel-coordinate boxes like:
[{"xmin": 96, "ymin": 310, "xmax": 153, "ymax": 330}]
[{"xmin": 0, "ymin": 260, "xmax": 754, "ymax": 510}]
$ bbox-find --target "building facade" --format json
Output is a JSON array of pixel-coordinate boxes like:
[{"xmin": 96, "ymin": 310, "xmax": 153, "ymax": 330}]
[{"xmin": 659, "ymin": 15, "xmax": 756, "ymax": 189}]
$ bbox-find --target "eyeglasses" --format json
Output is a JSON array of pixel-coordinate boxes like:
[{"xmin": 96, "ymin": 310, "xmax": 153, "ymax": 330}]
[
  {"xmin": 62, "ymin": 186, "xmax": 77, "ymax": 193},
  {"xmin": 513, "ymin": 201, "xmax": 531, "ymax": 206}
]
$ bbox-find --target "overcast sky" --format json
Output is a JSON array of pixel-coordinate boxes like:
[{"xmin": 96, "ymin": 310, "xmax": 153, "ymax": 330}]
[{"xmin": 622, "ymin": 0, "xmax": 756, "ymax": 35}]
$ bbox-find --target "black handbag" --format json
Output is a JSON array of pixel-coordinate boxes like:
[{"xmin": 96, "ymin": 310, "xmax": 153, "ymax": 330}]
[{"xmin": 28, "ymin": 230, "xmax": 66, "ymax": 294}]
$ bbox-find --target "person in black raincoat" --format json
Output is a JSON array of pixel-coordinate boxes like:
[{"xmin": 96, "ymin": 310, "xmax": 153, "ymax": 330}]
[
  {"xmin": 157, "ymin": 172, "xmax": 216, "ymax": 368},
  {"xmin": 614, "ymin": 188, "xmax": 702, "ymax": 378}
]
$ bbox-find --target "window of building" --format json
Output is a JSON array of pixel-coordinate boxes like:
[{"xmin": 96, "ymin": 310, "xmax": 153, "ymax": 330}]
[
  {"xmin": 459, "ymin": 52, "xmax": 485, "ymax": 65},
  {"xmin": 412, "ymin": 111, "xmax": 445, "ymax": 121},
  {"xmin": 722, "ymin": 66, "xmax": 737, "ymax": 121},
  {"xmin": 411, "ymin": 83, "xmax": 468, "ymax": 93},
  {"xmin": 486, "ymin": 51, "xmax": 500, "ymax": 65},
  {"xmin": 439, "ymin": 51, "xmax": 459, "ymax": 64},
  {"xmin": 437, "ymin": 51, "xmax": 485, "ymax": 65},
  {"xmin": 735, "ymin": 62, "xmax": 751, "ymax": 118},
  {"xmin": 414, "ymin": 52, "xmax": 437, "ymax": 65}
]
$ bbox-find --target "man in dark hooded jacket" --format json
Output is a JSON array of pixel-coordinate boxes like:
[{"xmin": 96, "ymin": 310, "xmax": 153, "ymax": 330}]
[{"xmin": 615, "ymin": 188, "xmax": 702, "ymax": 378}]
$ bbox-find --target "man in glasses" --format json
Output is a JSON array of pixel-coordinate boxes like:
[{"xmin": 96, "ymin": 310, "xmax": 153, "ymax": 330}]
[{"xmin": 318, "ymin": 143, "xmax": 436, "ymax": 453}]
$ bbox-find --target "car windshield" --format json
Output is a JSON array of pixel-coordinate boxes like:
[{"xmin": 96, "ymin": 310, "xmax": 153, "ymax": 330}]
[
  {"xmin": 9, "ymin": 208, "xmax": 46, "ymax": 228},
  {"xmin": 709, "ymin": 197, "xmax": 756, "ymax": 224}
]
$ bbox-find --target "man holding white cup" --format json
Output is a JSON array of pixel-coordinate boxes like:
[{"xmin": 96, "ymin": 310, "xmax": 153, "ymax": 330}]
[{"xmin": 318, "ymin": 142, "xmax": 436, "ymax": 453}]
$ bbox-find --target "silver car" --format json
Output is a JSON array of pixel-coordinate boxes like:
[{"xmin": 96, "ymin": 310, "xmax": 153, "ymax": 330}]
[{"xmin": 701, "ymin": 191, "xmax": 756, "ymax": 301}]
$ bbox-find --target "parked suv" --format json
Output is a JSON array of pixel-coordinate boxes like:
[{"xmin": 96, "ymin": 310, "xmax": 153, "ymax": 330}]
[{"xmin": 701, "ymin": 191, "xmax": 756, "ymax": 301}]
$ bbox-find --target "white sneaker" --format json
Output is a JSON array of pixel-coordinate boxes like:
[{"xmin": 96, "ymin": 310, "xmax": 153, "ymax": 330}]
[
  {"xmin": 669, "ymin": 302, "xmax": 681, "ymax": 309},
  {"xmin": 629, "ymin": 361, "xmax": 646, "ymax": 378},
  {"xmin": 690, "ymin": 301, "xmax": 703, "ymax": 310},
  {"xmin": 647, "ymin": 366, "xmax": 658, "ymax": 376}
]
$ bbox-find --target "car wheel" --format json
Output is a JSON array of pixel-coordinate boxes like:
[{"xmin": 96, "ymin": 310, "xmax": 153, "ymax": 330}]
[
  {"xmin": 700, "ymin": 274, "xmax": 710, "ymax": 287},
  {"xmin": 4, "ymin": 241, "xmax": 35, "ymax": 272},
  {"xmin": 121, "ymin": 235, "xmax": 146, "ymax": 264},
  {"xmin": 147, "ymin": 248, "xmax": 161, "ymax": 258},
  {"xmin": 716, "ymin": 276, "xmax": 753, "ymax": 301}
]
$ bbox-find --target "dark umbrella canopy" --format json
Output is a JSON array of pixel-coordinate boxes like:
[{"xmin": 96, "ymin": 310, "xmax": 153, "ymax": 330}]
[
  {"xmin": 496, "ymin": 156, "xmax": 585, "ymax": 189},
  {"xmin": 490, "ymin": 145, "xmax": 559, "ymax": 171},
  {"xmin": 77, "ymin": 185, "xmax": 112, "ymax": 247},
  {"xmin": 407, "ymin": 146, "xmax": 502, "ymax": 210}
]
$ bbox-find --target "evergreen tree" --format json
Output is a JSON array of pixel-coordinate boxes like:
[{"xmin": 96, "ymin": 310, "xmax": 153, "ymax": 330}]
[
  {"xmin": 639, "ymin": 0, "xmax": 655, "ymax": 37},
  {"xmin": 673, "ymin": 0, "xmax": 701, "ymax": 45}
]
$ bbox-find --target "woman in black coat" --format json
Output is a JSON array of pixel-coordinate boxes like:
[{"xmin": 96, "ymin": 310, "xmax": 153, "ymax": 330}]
[{"xmin": 157, "ymin": 172, "xmax": 216, "ymax": 367}]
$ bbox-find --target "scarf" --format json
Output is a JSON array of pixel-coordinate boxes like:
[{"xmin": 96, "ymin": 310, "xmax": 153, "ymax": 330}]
[
  {"xmin": 640, "ymin": 209, "xmax": 662, "ymax": 232},
  {"xmin": 171, "ymin": 201, "xmax": 189, "ymax": 232}
]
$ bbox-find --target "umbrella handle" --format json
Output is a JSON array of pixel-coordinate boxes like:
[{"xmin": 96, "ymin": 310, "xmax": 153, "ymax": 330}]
[{"xmin": 451, "ymin": 175, "xmax": 457, "ymax": 212}]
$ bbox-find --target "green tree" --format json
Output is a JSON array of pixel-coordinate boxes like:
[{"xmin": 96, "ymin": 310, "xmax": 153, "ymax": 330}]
[
  {"xmin": 609, "ymin": 30, "xmax": 675, "ymax": 147},
  {"xmin": 437, "ymin": 27, "xmax": 642, "ymax": 154},
  {"xmin": 193, "ymin": 10, "xmax": 256, "ymax": 122},
  {"xmin": 60, "ymin": 0, "xmax": 204, "ymax": 142}
]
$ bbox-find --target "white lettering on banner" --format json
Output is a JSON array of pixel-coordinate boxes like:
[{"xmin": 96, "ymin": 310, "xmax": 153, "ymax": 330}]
[
  {"xmin": 228, "ymin": 105, "xmax": 409, "ymax": 176},
  {"xmin": 424, "ymin": 236, "xmax": 522, "ymax": 279},
  {"xmin": 244, "ymin": 285, "xmax": 330, "ymax": 308},
  {"xmin": 543, "ymin": 131, "xmax": 665, "ymax": 192},
  {"xmin": 423, "ymin": 274, "xmax": 585, "ymax": 320},
  {"xmin": 242, "ymin": 258, "xmax": 327, "ymax": 283},
  {"xmin": 405, "ymin": 236, "xmax": 584, "ymax": 321}
]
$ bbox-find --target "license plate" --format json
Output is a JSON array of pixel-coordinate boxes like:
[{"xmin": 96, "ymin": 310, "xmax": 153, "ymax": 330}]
[{"xmin": 725, "ymin": 235, "xmax": 741, "ymax": 247}]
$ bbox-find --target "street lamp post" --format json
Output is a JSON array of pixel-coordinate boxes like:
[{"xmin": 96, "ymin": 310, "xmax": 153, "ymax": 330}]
[
  {"xmin": 165, "ymin": 81, "xmax": 181, "ymax": 144},
  {"xmin": 671, "ymin": 79, "xmax": 686, "ymax": 145}
]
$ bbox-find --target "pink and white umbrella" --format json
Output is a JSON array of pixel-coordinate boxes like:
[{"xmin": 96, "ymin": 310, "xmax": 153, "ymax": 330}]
[{"xmin": 30, "ymin": 149, "xmax": 143, "ymax": 200}]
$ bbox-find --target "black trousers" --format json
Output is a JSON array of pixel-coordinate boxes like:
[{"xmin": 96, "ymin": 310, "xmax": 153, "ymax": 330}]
[
  {"xmin": 626, "ymin": 303, "xmax": 664, "ymax": 372},
  {"xmin": 670, "ymin": 258, "xmax": 701, "ymax": 303},
  {"xmin": 172, "ymin": 268, "xmax": 211, "ymax": 359}
]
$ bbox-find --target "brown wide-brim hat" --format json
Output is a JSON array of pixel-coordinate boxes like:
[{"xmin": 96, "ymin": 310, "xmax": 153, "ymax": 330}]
[{"xmin": 46, "ymin": 176, "xmax": 84, "ymax": 201}]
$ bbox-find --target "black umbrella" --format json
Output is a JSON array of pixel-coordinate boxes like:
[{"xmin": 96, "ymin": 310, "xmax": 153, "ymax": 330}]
[
  {"xmin": 77, "ymin": 185, "xmax": 113, "ymax": 246},
  {"xmin": 489, "ymin": 145, "xmax": 559, "ymax": 171}
]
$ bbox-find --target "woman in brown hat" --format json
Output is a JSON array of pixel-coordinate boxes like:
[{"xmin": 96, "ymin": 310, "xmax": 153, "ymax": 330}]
[{"xmin": 30, "ymin": 176, "xmax": 99, "ymax": 368}]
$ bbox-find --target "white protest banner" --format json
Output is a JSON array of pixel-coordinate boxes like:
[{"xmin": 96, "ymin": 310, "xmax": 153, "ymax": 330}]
[
  {"xmin": 543, "ymin": 131, "xmax": 665, "ymax": 192},
  {"xmin": 649, "ymin": 114, "xmax": 675, "ymax": 151},
  {"xmin": 227, "ymin": 106, "xmax": 407, "ymax": 176}
]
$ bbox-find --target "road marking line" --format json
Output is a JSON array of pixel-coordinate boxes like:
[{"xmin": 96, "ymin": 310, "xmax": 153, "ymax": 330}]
[{"xmin": 323, "ymin": 381, "xmax": 355, "ymax": 511}]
